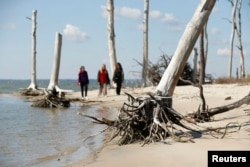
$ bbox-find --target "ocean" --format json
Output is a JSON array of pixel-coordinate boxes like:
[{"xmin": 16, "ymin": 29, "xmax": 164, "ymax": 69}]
[{"xmin": 0, "ymin": 79, "xmax": 141, "ymax": 167}]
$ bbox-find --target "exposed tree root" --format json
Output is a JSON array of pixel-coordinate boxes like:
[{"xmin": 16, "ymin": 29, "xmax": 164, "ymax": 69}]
[
  {"xmin": 19, "ymin": 88, "xmax": 45, "ymax": 96},
  {"xmin": 81, "ymin": 90, "xmax": 248, "ymax": 146},
  {"xmin": 82, "ymin": 93, "xmax": 207, "ymax": 146},
  {"xmin": 31, "ymin": 89, "xmax": 70, "ymax": 108}
]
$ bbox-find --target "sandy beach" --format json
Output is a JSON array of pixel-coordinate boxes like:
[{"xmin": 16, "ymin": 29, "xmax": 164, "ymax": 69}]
[{"xmin": 67, "ymin": 84, "xmax": 250, "ymax": 167}]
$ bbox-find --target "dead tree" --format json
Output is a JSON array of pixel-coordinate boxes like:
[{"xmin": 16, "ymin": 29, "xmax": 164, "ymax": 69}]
[
  {"xmin": 20, "ymin": 10, "xmax": 44, "ymax": 96},
  {"xmin": 135, "ymin": 54, "xmax": 193, "ymax": 86},
  {"xmin": 28, "ymin": 10, "xmax": 38, "ymax": 90},
  {"xmin": 83, "ymin": 0, "xmax": 217, "ymax": 146},
  {"xmin": 107, "ymin": 0, "xmax": 117, "ymax": 83},
  {"xmin": 48, "ymin": 32, "xmax": 63, "ymax": 91},
  {"xmin": 154, "ymin": 0, "xmax": 216, "ymax": 97},
  {"xmin": 228, "ymin": 0, "xmax": 245, "ymax": 79},
  {"xmin": 142, "ymin": 0, "xmax": 149, "ymax": 87},
  {"xmin": 192, "ymin": 48, "xmax": 198, "ymax": 83},
  {"xmin": 228, "ymin": 0, "xmax": 238, "ymax": 79},
  {"xmin": 188, "ymin": 85, "xmax": 250, "ymax": 122},
  {"xmin": 83, "ymin": 0, "xmax": 248, "ymax": 145},
  {"xmin": 199, "ymin": 28, "xmax": 205, "ymax": 84},
  {"xmin": 46, "ymin": 33, "xmax": 72, "ymax": 100},
  {"xmin": 235, "ymin": 0, "xmax": 245, "ymax": 79},
  {"xmin": 27, "ymin": 33, "xmax": 71, "ymax": 108},
  {"xmin": 199, "ymin": 23, "xmax": 208, "ymax": 84}
]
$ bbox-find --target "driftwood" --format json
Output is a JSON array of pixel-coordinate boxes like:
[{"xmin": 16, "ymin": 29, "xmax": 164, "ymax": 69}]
[
  {"xmin": 186, "ymin": 83, "xmax": 250, "ymax": 122},
  {"xmin": 81, "ymin": 84, "xmax": 249, "ymax": 146},
  {"xmin": 83, "ymin": 92, "xmax": 207, "ymax": 146},
  {"xmin": 178, "ymin": 78, "xmax": 250, "ymax": 122},
  {"xmin": 31, "ymin": 89, "xmax": 70, "ymax": 108},
  {"xmin": 19, "ymin": 88, "xmax": 44, "ymax": 96}
]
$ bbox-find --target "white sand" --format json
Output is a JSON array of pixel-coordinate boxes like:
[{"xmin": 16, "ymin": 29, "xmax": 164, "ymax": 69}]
[{"xmin": 68, "ymin": 84, "xmax": 250, "ymax": 167}]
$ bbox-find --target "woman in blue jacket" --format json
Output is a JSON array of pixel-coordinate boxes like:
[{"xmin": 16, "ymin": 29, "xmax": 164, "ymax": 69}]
[{"xmin": 78, "ymin": 66, "xmax": 89, "ymax": 99}]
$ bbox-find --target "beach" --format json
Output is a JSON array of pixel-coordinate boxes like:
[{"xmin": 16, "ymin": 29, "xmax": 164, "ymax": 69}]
[{"xmin": 67, "ymin": 83, "xmax": 250, "ymax": 167}]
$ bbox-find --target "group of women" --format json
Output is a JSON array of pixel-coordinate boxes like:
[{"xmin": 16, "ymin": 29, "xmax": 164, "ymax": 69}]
[{"xmin": 77, "ymin": 63, "xmax": 124, "ymax": 100}]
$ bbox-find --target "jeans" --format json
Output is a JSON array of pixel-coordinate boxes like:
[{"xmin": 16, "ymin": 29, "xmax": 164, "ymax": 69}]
[{"xmin": 80, "ymin": 83, "xmax": 88, "ymax": 97}]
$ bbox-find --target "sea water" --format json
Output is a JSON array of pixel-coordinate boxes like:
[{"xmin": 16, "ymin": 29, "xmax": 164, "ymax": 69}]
[{"xmin": 0, "ymin": 79, "xmax": 141, "ymax": 167}]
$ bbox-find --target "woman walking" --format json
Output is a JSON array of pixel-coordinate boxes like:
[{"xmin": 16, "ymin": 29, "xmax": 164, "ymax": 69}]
[
  {"xmin": 113, "ymin": 62, "xmax": 124, "ymax": 95},
  {"xmin": 97, "ymin": 64, "xmax": 110, "ymax": 97},
  {"xmin": 78, "ymin": 66, "xmax": 89, "ymax": 100}
]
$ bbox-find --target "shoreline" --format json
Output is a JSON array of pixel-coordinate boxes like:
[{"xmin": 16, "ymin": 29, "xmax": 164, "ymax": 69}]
[{"xmin": 67, "ymin": 83, "xmax": 250, "ymax": 167}]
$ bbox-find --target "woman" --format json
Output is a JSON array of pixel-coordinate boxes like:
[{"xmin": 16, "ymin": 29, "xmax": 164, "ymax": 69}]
[
  {"xmin": 97, "ymin": 64, "xmax": 110, "ymax": 97},
  {"xmin": 78, "ymin": 66, "xmax": 89, "ymax": 100},
  {"xmin": 113, "ymin": 62, "xmax": 124, "ymax": 95}
]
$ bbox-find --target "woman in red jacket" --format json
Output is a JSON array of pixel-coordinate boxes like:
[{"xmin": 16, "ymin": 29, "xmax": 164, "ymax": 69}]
[{"xmin": 97, "ymin": 64, "xmax": 110, "ymax": 97}]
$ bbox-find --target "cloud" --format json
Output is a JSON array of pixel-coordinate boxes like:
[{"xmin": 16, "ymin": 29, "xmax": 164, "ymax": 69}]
[
  {"xmin": 217, "ymin": 47, "xmax": 230, "ymax": 56},
  {"xmin": 136, "ymin": 23, "xmax": 143, "ymax": 30},
  {"xmin": 211, "ymin": 27, "xmax": 219, "ymax": 34},
  {"xmin": 118, "ymin": 7, "xmax": 142, "ymax": 19},
  {"xmin": 63, "ymin": 24, "xmax": 89, "ymax": 42},
  {"xmin": 161, "ymin": 13, "xmax": 179, "ymax": 24},
  {"xmin": 149, "ymin": 10, "xmax": 162, "ymax": 19},
  {"xmin": 0, "ymin": 23, "xmax": 16, "ymax": 30},
  {"xmin": 217, "ymin": 47, "xmax": 246, "ymax": 57},
  {"xmin": 167, "ymin": 26, "xmax": 182, "ymax": 32},
  {"xmin": 101, "ymin": 5, "xmax": 107, "ymax": 18}
]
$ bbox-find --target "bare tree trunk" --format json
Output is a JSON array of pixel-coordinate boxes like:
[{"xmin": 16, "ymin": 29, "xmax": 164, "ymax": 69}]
[
  {"xmin": 204, "ymin": 23, "xmax": 208, "ymax": 78},
  {"xmin": 228, "ymin": 0, "xmax": 238, "ymax": 79},
  {"xmin": 154, "ymin": 0, "xmax": 216, "ymax": 97},
  {"xmin": 48, "ymin": 32, "xmax": 62, "ymax": 91},
  {"xmin": 28, "ymin": 10, "xmax": 38, "ymax": 89},
  {"xmin": 142, "ymin": 0, "xmax": 149, "ymax": 87},
  {"xmin": 235, "ymin": 0, "xmax": 245, "ymax": 78},
  {"xmin": 192, "ymin": 48, "xmax": 198, "ymax": 83},
  {"xmin": 199, "ymin": 23, "xmax": 208, "ymax": 84},
  {"xmin": 199, "ymin": 28, "xmax": 205, "ymax": 84},
  {"xmin": 107, "ymin": 0, "xmax": 117, "ymax": 81}
]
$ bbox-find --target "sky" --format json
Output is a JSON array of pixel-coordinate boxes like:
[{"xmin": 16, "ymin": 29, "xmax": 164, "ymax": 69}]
[{"xmin": 0, "ymin": 0, "xmax": 249, "ymax": 80}]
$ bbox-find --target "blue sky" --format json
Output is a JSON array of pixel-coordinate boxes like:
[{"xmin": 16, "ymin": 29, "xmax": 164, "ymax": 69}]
[{"xmin": 0, "ymin": 0, "xmax": 249, "ymax": 80}]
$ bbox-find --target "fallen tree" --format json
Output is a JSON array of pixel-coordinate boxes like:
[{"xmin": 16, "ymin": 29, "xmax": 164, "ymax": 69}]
[
  {"xmin": 82, "ymin": 88, "xmax": 248, "ymax": 146},
  {"xmin": 189, "ymin": 89, "xmax": 250, "ymax": 122},
  {"xmin": 178, "ymin": 78, "xmax": 250, "ymax": 122},
  {"xmin": 81, "ymin": 0, "xmax": 248, "ymax": 146}
]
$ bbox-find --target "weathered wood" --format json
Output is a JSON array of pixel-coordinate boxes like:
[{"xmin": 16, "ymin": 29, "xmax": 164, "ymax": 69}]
[
  {"xmin": 154, "ymin": 0, "xmax": 216, "ymax": 97},
  {"xmin": 28, "ymin": 10, "xmax": 38, "ymax": 90},
  {"xmin": 228, "ymin": 0, "xmax": 238, "ymax": 79},
  {"xmin": 142, "ymin": 0, "xmax": 149, "ymax": 87},
  {"xmin": 208, "ymin": 92, "xmax": 250, "ymax": 117},
  {"xmin": 83, "ymin": 92, "xmax": 206, "ymax": 146},
  {"xmin": 192, "ymin": 48, "xmax": 198, "ymax": 83},
  {"xmin": 107, "ymin": 0, "xmax": 117, "ymax": 79},
  {"xmin": 199, "ymin": 28, "xmax": 205, "ymax": 84},
  {"xmin": 48, "ymin": 32, "xmax": 62, "ymax": 91},
  {"xmin": 31, "ymin": 89, "xmax": 70, "ymax": 108},
  {"xmin": 235, "ymin": 0, "xmax": 245, "ymax": 78}
]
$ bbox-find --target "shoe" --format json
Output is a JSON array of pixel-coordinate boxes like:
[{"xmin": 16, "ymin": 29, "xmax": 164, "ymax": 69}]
[
  {"xmin": 85, "ymin": 96, "xmax": 89, "ymax": 100},
  {"xmin": 81, "ymin": 97, "xmax": 84, "ymax": 100}
]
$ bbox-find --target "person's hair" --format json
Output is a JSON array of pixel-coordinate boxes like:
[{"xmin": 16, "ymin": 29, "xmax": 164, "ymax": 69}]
[
  {"xmin": 116, "ymin": 62, "xmax": 122, "ymax": 70},
  {"xmin": 100, "ymin": 64, "xmax": 106, "ymax": 71}
]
